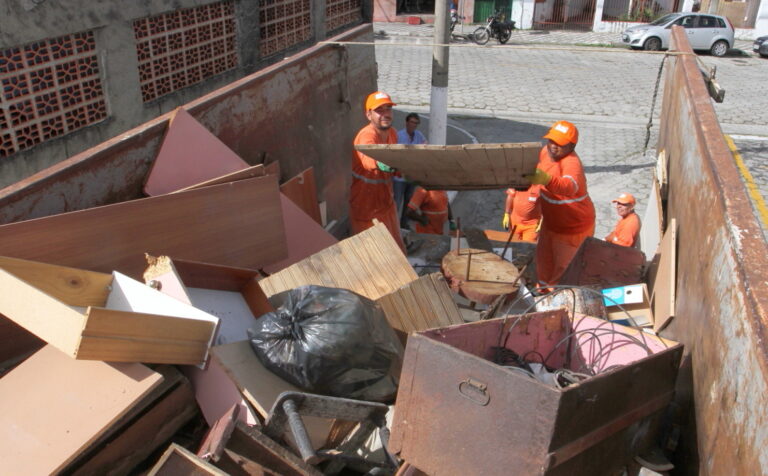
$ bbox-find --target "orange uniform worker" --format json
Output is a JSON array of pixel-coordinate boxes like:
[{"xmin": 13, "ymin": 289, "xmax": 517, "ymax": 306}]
[
  {"xmin": 605, "ymin": 193, "xmax": 641, "ymax": 247},
  {"xmin": 502, "ymin": 186, "xmax": 542, "ymax": 242},
  {"xmin": 405, "ymin": 187, "xmax": 452, "ymax": 234},
  {"xmin": 350, "ymin": 92, "xmax": 406, "ymax": 253},
  {"xmin": 528, "ymin": 120, "xmax": 596, "ymax": 291}
]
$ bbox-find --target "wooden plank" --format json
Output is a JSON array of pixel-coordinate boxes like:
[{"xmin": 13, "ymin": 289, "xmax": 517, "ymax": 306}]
[
  {"xmin": 558, "ymin": 237, "xmax": 646, "ymax": 289},
  {"xmin": 144, "ymin": 107, "xmax": 249, "ymax": 196},
  {"xmin": 67, "ymin": 366, "xmax": 198, "ymax": 476},
  {"xmin": 212, "ymin": 340, "xmax": 334, "ymax": 450},
  {"xmin": 0, "ymin": 345, "xmax": 163, "ymax": 475},
  {"xmin": 175, "ymin": 164, "xmax": 266, "ymax": 193},
  {"xmin": 259, "ymin": 222, "xmax": 417, "ymax": 300},
  {"xmin": 640, "ymin": 174, "xmax": 663, "ymax": 258},
  {"xmin": 0, "ymin": 256, "xmax": 112, "ymax": 306},
  {"xmin": 149, "ymin": 443, "xmax": 229, "ymax": 476},
  {"xmin": 354, "ymin": 143, "xmax": 540, "ymax": 190},
  {"xmin": 197, "ymin": 405, "xmax": 240, "ymax": 462},
  {"xmin": 279, "ymin": 167, "xmax": 322, "ymax": 225},
  {"xmin": 652, "ymin": 218, "xmax": 677, "ymax": 331},
  {"xmin": 146, "ymin": 255, "xmax": 263, "ymax": 292},
  {"xmin": 0, "ymin": 175, "xmax": 288, "ymax": 279},
  {"xmin": 378, "ymin": 273, "xmax": 464, "ymax": 333}
]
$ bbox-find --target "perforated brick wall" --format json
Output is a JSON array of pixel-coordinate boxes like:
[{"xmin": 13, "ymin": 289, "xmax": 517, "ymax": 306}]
[
  {"xmin": 0, "ymin": 31, "xmax": 107, "ymax": 158},
  {"xmin": 259, "ymin": 0, "xmax": 312, "ymax": 57},
  {"xmin": 134, "ymin": 1, "xmax": 238, "ymax": 102},
  {"xmin": 325, "ymin": 0, "xmax": 362, "ymax": 32}
]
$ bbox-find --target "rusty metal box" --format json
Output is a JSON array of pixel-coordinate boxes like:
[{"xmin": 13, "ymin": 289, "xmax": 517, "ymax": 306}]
[{"xmin": 390, "ymin": 309, "xmax": 683, "ymax": 475}]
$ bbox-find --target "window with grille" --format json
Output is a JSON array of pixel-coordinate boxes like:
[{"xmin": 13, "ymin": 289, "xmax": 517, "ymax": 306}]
[
  {"xmin": 133, "ymin": 1, "xmax": 238, "ymax": 102},
  {"xmin": 325, "ymin": 0, "xmax": 362, "ymax": 32},
  {"xmin": 0, "ymin": 31, "xmax": 107, "ymax": 158},
  {"xmin": 259, "ymin": 0, "xmax": 312, "ymax": 58}
]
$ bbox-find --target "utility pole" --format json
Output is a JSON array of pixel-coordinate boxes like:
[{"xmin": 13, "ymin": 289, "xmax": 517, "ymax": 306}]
[{"xmin": 428, "ymin": 0, "xmax": 450, "ymax": 146}]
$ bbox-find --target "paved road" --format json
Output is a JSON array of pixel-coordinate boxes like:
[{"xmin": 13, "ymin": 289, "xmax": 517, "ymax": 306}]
[{"xmin": 374, "ymin": 25, "xmax": 768, "ymax": 241}]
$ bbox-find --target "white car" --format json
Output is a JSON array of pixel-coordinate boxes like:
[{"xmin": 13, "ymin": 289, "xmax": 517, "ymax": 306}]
[{"xmin": 621, "ymin": 12, "xmax": 734, "ymax": 56}]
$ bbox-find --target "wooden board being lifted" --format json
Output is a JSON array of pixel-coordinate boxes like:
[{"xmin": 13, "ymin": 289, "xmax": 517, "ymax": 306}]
[
  {"xmin": 354, "ymin": 142, "xmax": 540, "ymax": 190},
  {"xmin": 0, "ymin": 175, "xmax": 287, "ymax": 279},
  {"xmin": 259, "ymin": 222, "xmax": 417, "ymax": 301},
  {"xmin": 0, "ymin": 345, "xmax": 163, "ymax": 475}
]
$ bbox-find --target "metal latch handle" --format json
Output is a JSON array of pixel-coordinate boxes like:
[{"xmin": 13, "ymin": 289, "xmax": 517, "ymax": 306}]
[{"xmin": 458, "ymin": 378, "xmax": 490, "ymax": 406}]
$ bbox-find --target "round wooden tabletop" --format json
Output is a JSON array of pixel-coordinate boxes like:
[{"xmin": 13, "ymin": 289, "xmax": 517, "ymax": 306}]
[{"xmin": 441, "ymin": 248, "xmax": 520, "ymax": 305}]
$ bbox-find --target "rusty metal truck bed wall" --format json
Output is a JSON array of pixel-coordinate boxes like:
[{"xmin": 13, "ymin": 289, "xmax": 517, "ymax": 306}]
[
  {"xmin": 0, "ymin": 25, "xmax": 377, "ymax": 228},
  {"xmin": 659, "ymin": 27, "xmax": 768, "ymax": 475}
]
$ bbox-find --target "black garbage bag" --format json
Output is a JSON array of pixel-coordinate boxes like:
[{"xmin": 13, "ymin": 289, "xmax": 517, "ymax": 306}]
[{"xmin": 248, "ymin": 285, "xmax": 403, "ymax": 402}]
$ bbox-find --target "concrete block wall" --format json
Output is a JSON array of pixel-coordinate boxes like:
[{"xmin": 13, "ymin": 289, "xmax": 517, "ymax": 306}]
[{"xmin": 0, "ymin": 0, "xmax": 369, "ymax": 188}]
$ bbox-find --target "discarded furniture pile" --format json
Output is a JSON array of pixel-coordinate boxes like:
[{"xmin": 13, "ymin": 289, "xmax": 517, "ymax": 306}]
[{"xmin": 0, "ymin": 111, "xmax": 683, "ymax": 475}]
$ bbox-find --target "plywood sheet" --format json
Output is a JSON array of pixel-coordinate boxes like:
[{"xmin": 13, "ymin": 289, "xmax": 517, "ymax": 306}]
[
  {"xmin": 0, "ymin": 345, "xmax": 163, "ymax": 475},
  {"xmin": 0, "ymin": 175, "xmax": 287, "ymax": 279},
  {"xmin": 354, "ymin": 142, "xmax": 540, "ymax": 190},
  {"xmin": 259, "ymin": 222, "xmax": 417, "ymax": 300},
  {"xmin": 652, "ymin": 218, "xmax": 677, "ymax": 331},
  {"xmin": 175, "ymin": 164, "xmax": 266, "ymax": 193},
  {"xmin": 263, "ymin": 195, "xmax": 338, "ymax": 274},
  {"xmin": 212, "ymin": 340, "xmax": 333, "ymax": 450},
  {"xmin": 144, "ymin": 108, "xmax": 249, "ymax": 196},
  {"xmin": 640, "ymin": 174, "xmax": 663, "ymax": 258},
  {"xmin": 558, "ymin": 237, "xmax": 645, "ymax": 288},
  {"xmin": 280, "ymin": 167, "xmax": 322, "ymax": 225},
  {"xmin": 377, "ymin": 273, "xmax": 464, "ymax": 334}
]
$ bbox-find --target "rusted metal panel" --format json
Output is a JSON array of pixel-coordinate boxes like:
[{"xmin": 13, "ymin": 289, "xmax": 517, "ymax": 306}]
[
  {"xmin": 657, "ymin": 27, "xmax": 768, "ymax": 475},
  {"xmin": 390, "ymin": 311, "xmax": 683, "ymax": 475},
  {"xmin": 0, "ymin": 25, "xmax": 377, "ymax": 227}
]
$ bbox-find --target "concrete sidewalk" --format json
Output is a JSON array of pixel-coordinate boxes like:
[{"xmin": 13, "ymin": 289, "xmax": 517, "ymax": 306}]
[{"xmin": 373, "ymin": 21, "xmax": 755, "ymax": 52}]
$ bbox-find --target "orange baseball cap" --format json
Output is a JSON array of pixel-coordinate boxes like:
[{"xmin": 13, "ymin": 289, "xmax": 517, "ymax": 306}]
[
  {"xmin": 543, "ymin": 120, "xmax": 578, "ymax": 146},
  {"xmin": 365, "ymin": 91, "xmax": 396, "ymax": 112},
  {"xmin": 612, "ymin": 193, "xmax": 636, "ymax": 206}
]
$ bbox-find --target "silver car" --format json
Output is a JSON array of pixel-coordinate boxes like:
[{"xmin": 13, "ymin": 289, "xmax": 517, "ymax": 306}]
[{"xmin": 621, "ymin": 12, "xmax": 735, "ymax": 57}]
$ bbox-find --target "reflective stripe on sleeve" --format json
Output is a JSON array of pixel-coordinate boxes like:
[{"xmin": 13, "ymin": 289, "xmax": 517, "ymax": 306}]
[
  {"xmin": 422, "ymin": 209, "xmax": 448, "ymax": 215},
  {"xmin": 562, "ymin": 175, "xmax": 579, "ymax": 193},
  {"xmin": 540, "ymin": 193, "xmax": 589, "ymax": 205},
  {"xmin": 351, "ymin": 171, "xmax": 389, "ymax": 185}
]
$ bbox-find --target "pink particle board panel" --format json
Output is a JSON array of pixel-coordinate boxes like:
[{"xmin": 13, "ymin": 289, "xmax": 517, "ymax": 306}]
[
  {"xmin": 262, "ymin": 195, "xmax": 338, "ymax": 274},
  {"xmin": 0, "ymin": 345, "xmax": 163, "ymax": 474},
  {"xmin": 144, "ymin": 107, "xmax": 249, "ymax": 196}
]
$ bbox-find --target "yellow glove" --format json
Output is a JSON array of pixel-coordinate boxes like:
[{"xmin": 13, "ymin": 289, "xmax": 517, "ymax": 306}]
[
  {"xmin": 526, "ymin": 168, "xmax": 552, "ymax": 185},
  {"xmin": 502, "ymin": 213, "xmax": 510, "ymax": 230}
]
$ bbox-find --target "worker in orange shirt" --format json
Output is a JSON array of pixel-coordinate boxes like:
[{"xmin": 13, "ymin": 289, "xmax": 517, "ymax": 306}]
[
  {"xmin": 502, "ymin": 186, "xmax": 542, "ymax": 242},
  {"xmin": 350, "ymin": 91, "xmax": 406, "ymax": 253},
  {"xmin": 527, "ymin": 120, "xmax": 595, "ymax": 292},
  {"xmin": 605, "ymin": 193, "xmax": 641, "ymax": 248},
  {"xmin": 405, "ymin": 186, "xmax": 454, "ymax": 234}
]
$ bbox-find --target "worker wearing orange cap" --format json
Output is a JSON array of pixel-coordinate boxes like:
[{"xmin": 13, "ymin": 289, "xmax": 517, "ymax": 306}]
[
  {"xmin": 605, "ymin": 193, "xmax": 641, "ymax": 247},
  {"xmin": 405, "ymin": 186, "xmax": 454, "ymax": 234},
  {"xmin": 502, "ymin": 186, "xmax": 542, "ymax": 242},
  {"xmin": 350, "ymin": 92, "xmax": 406, "ymax": 253},
  {"xmin": 527, "ymin": 120, "xmax": 595, "ymax": 291}
]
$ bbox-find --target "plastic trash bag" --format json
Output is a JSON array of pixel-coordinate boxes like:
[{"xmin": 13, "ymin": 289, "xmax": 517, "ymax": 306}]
[{"xmin": 248, "ymin": 285, "xmax": 403, "ymax": 402}]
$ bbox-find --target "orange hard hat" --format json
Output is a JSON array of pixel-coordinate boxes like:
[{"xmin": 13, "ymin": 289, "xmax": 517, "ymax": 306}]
[
  {"xmin": 612, "ymin": 193, "xmax": 636, "ymax": 206},
  {"xmin": 543, "ymin": 120, "xmax": 578, "ymax": 146},
  {"xmin": 365, "ymin": 91, "xmax": 396, "ymax": 112}
]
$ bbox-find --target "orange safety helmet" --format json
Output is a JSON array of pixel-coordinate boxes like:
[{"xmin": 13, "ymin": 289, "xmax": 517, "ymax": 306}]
[
  {"xmin": 365, "ymin": 91, "xmax": 396, "ymax": 112},
  {"xmin": 612, "ymin": 193, "xmax": 636, "ymax": 206},
  {"xmin": 543, "ymin": 120, "xmax": 579, "ymax": 146}
]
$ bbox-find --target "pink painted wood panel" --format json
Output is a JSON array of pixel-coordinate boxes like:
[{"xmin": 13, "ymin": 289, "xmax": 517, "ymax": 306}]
[
  {"xmin": 0, "ymin": 345, "xmax": 162, "ymax": 474},
  {"xmin": 144, "ymin": 108, "xmax": 249, "ymax": 196}
]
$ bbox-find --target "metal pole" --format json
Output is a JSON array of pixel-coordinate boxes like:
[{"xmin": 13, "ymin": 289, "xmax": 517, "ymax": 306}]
[{"xmin": 429, "ymin": 0, "xmax": 450, "ymax": 146}]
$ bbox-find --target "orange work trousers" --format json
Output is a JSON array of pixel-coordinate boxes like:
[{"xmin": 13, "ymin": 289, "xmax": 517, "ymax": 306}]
[
  {"xmin": 350, "ymin": 204, "xmax": 407, "ymax": 254},
  {"xmin": 535, "ymin": 224, "xmax": 595, "ymax": 290},
  {"xmin": 511, "ymin": 223, "xmax": 539, "ymax": 242}
]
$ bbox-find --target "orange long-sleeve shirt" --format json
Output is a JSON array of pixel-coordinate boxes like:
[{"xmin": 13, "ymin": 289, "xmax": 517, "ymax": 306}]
[
  {"xmin": 505, "ymin": 186, "xmax": 542, "ymax": 226},
  {"xmin": 537, "ymin": 146, "xmax": 595, "ymax": 234},
  {"xmin": 350, "ymin": 124, "xmax": 397, "ymax": 221},
  {"xmin": 408, "ymin": 187, "xmax": 449, "ymax": 234},
  {"xmin": 606, "ymin": 212, "xmax": 641, "ymax": 247}
]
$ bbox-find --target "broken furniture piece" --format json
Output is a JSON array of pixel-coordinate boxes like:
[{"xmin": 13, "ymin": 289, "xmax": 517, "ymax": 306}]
[
  {"xmin": 390, "ymin": 309, "xmax": 683, "ymax": 475},
  {"xmin": 263, "ymin": 391, "xmax": 397, "ymax": 473},
  {"xmin": 354, "ymin": 142, "xmax": 540, "ymax": 190},
  {"xmin": 441, "ymin": 248, "xmax": 521, "ymax": 305},
  {"xmin": 0, "ymin": 256, "xmax": 219, "ymax": 365}
]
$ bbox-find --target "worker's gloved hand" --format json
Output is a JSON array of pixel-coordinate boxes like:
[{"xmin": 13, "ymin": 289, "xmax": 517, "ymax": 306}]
[
  {"xmin": 377, "ymin": 161, "xmax": 394, "ymax": 173},
  {"xmin": 502, "ymin": 212, "xmax": 510, "ymax": 230},
  {"xmin": 449, "ymin": 220, "xmax": 457, "ymax": 231},
  {"xmin": 526, "ymin": 168, "xmax": 552, "ymax": 185}
]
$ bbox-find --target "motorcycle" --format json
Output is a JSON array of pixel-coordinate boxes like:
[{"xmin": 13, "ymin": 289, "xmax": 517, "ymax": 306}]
[
  {"xmin": 450, "ymin": 6, "xmax": 463, "ymax": 33},
  {"xmin": 472, "ymin": 10, "xmax": 515, "ymax": 45}
]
